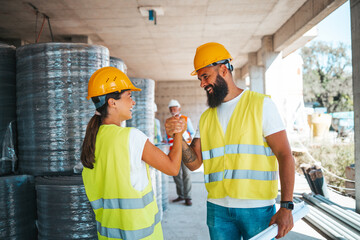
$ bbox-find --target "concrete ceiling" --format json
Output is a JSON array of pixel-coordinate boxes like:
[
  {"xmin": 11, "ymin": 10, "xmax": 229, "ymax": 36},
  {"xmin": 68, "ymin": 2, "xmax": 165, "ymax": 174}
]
[{"xmin": 1, "ymin": 0, "xmax": 318, "ymax": 81}]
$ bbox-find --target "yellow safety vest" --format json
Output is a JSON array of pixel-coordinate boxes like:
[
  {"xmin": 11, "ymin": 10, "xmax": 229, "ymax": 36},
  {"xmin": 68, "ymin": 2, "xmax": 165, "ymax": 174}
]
[
  {"xmin": 82, "ymin": 125, "xmax": 163, "ymax": 240},
  {"xmin": 199, "ymin": 90, "xmax": 278, "ymax": 200}
]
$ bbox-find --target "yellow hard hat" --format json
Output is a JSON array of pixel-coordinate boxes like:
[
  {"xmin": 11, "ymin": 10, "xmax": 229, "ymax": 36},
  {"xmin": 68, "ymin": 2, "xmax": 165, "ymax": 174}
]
[
  {"xmin": 87, "ymin": 66, "xmax": 141, "ymax": 100},
  {"xmin": 191, "ymin": 42, "xmax": 232, "ymax": 76}
]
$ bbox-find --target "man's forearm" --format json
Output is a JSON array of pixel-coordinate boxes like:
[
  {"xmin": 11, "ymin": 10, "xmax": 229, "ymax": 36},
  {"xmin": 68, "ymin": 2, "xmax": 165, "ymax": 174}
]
[
  {"xmin": 279, "ymin": 156, "xmax": 295, "ymax": 201},
  {"xmin": 181, "ymin": 138, "xmax": 197, "ymax": 164}
]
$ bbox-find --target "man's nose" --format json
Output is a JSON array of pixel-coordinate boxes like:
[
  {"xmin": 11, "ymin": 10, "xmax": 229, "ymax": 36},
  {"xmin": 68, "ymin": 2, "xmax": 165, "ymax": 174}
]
[{"xmin": 200, "ymin": 79, "xmax": 206, "ymax": 88}]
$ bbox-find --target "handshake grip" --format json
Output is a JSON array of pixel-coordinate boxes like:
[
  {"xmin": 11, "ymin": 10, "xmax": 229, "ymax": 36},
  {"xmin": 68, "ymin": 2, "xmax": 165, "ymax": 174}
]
[{"xmin": 165, "ymin": 116, "xmax": 186, "ymax": 137}]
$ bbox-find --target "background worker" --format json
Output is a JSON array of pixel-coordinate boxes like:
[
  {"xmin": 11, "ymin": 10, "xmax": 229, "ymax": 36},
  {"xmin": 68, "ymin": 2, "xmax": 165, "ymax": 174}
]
[
  {"xmin": 165, "ymin": 42, "xmax": 295, "ymax": 239},
  {"xmin": 81, "ymin": 67, "xmax": 186, "ymax": 240},
  {"xmin": 166, "ymin": 99, "xmax": 195, "ymax": 206}
]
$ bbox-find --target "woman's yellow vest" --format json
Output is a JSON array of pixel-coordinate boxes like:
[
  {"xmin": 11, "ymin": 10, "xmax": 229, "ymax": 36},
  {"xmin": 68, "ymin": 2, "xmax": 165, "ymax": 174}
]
[
  {"xmin": 82, "ymin": 125, "xmax": 163, "ymax": 240},
  {"xmin": 199, "ymin": 90, "xmax": 278, "ymax": 200}
]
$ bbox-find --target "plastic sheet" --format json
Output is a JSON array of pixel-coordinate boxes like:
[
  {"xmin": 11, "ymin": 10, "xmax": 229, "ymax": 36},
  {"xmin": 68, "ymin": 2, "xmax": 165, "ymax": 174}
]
[
  {"xmin": 126, "ymin": 78, "xmax": 155, "ymax": 141},
  {"xmin": 0, "ymin": 175, "xmax": 36, "ymax": 240},
  {"xmin": 110, "ymin": 56, "xmax": 127, "ymax": 74},
  {"xmin": 156, "ymin": 144, "xmax": 170, "ymax": 211},
  {"xmin": 0, "ymin": 44, "xmax": 16, "ymax": 175},
  {"xmin": 150, "ymin": 167, "xmax": 163, "ymax": 220},
  {"xmin": 0, "ymin": 121, "xmax": 17, "ymax": 175},
  {"xmin": 35, "ymin": 175, "xmax": 97, "ymax": 240},
  {"xmin": 16, "ymin": 43, "xmax": 109, "ymax": 175},
  {"xmin": 161, "ymin": 172, "xmax": 169, "ymax": 211}
]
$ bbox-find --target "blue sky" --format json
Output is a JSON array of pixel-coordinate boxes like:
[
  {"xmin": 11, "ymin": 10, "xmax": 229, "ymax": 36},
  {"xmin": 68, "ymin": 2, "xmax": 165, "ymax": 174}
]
[{"xmin": 312, "ymin": 1, "xmax": 351, "ymax": 45}]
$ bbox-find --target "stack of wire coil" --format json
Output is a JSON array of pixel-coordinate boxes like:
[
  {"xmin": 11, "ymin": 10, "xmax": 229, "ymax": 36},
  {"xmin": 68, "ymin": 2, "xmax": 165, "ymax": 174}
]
[
  {"xmin": 16, "ymin": 43, "xmax": 109, "ymax": 175},
  {"xmin": 150, "ymin": 167, "xmax": 163, "ymax": 220},
  {"xmin": 110, "ymin": 56, "xmax": 127, "ymax": 74},
  {"xmin": 36, "ymin": 175, "xmax": 97, "ymax": 239},
  {"xmin": 126, "ymin": 78, "xmax": 155, "ymax": 141},
  {"xmin": 0, "ymin": 175, "xmax": 36, "ymax": 240},
  {"xmin": 156, "ymin": 144, "xmax": 170, "ymax": 211},
  {"xmin": 0, "ymin": 44, "xmax": 16, "ymax": 176}
]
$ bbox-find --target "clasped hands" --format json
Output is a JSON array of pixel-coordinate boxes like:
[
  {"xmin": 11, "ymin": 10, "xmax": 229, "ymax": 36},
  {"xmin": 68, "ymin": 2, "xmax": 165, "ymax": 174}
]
[{"xmin": 165, "ymin": 115, "xmax": 186, "ymax": 137}]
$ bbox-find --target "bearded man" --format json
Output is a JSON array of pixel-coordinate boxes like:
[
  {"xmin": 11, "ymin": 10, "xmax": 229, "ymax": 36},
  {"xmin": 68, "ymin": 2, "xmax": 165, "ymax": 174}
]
[{"xmin": 165, "ymin": 42, "xmax": 295, "ymax": 240}]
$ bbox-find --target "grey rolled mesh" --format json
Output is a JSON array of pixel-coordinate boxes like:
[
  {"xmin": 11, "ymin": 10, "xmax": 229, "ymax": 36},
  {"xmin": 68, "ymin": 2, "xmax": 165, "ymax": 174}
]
[
  {"xmin": 16, "ymin": 43, "xmax": 109, "ymax": 175},
  {"xmin": 110, "ymin": 56, "xmax": 127, "ymax": 74},
  {"xmin": 0, "ymin": 175, "xmax": 36, "ymax": 240},
  {"xmin": 0, "ymin": 44, "xmax": 16, "ymax": 175},
  {"xmin": 35, "ymin": 175, "xmax": 97, "ymax": 240},
  {"xmin": 126, "ymin": 78, "xmax": 155, "ymax": 141}
]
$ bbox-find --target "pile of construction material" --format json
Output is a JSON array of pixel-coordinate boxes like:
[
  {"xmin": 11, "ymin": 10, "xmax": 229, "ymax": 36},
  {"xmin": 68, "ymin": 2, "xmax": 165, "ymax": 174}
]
[
  {"xmin": 0, "ymin": 42, "xmax": 109, "ymax": 239},
  {"xmin": 300, "ymin": 163, "xmax": 329, "ymax": 198},
  {"xmin": 295, "ymin": 194, "xmax": 360, "ymax": 239},
  {"xmin": 0, "ymin": 42, "xmax": 167, "ymax": 239}
]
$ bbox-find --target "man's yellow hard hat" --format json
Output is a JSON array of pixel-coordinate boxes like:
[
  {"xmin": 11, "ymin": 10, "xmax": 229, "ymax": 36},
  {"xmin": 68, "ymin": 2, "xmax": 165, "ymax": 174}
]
[
  {"xmin": 87, "ymin": 66, "xmax": 141, "ymax": 100},
  {"xmin": 191, "ymin": 42, "xmax": 232, "ymax": 76}
]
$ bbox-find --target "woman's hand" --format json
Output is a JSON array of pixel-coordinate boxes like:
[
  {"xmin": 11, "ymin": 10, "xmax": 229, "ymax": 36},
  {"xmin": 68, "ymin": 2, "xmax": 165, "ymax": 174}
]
[{"xmin": 165, "ymin": 116, "xmax": 186, "ymax": 137}]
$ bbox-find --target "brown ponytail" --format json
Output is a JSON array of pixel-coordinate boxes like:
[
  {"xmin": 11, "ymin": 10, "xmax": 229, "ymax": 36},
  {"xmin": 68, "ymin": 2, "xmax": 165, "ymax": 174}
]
[
  {"xmin": 81, "ymin": 114, "xmax": 101, "ymax": 169},
  {"xmin": 80, "ymin": 91, "xmax": 124, "ymax": 169}
]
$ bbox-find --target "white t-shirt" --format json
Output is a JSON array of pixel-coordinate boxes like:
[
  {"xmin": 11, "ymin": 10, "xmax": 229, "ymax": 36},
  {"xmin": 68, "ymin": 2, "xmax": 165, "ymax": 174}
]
[
  {"xmin": 194, "ymin": 88, "xmax": 285, "ymax": 208},
  {"xmin": 128, "ymin": 128, "xmax": 150, "ymax": 191}
]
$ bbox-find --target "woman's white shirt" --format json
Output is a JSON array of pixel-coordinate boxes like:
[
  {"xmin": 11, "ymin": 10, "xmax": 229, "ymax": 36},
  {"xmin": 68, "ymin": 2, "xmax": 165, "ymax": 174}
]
[{"xmin": 129, "ymin": 128, "xmax": 149, "ymax": 191}]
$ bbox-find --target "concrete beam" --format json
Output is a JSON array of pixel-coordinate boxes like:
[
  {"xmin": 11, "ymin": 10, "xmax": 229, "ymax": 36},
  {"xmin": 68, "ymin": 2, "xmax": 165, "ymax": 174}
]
[
  {"xmin": 0, "ymin": 38, "xmax": 28, "ymax": 47},
  {"xmin": 273, "ymin": 0, "xmax": 347, "ymax": 52},
  {"xmin": 350, "ymin": 0, "xmax": 360, "ymax": 213},
  {"xmin": 64, "ymin": 35, "xmax": 92, "ymax": 44}
]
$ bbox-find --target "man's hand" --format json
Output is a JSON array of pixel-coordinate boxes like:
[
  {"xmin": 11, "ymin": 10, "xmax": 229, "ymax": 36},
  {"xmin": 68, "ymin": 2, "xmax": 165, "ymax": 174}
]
[
  {"xmin": 269, "ymin": 208, "xmax": 294, "ymax": 239},
  {"xmin": 165, "ymin": 116, "xmax": 186, "ymax": 137}
]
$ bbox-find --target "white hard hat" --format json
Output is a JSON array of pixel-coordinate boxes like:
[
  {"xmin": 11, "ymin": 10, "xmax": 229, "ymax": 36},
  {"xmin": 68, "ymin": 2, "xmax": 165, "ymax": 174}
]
[
  {"xmin": 153, "ymin": 103, "xmax": 158, "ymax": 112},
  {"xmin": 168, "ymin": 99, "xmax": 181, "ymax": 108}
]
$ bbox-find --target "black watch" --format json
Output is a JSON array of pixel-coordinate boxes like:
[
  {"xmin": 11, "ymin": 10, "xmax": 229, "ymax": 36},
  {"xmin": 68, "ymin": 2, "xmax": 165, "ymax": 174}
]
[{"xmin": 280, "ymin": 201, "xmax": 294, "ymax": 210}]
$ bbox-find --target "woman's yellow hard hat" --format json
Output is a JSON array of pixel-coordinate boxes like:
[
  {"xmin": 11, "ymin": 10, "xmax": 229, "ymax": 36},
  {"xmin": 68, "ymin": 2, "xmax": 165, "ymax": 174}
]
[
  {"xmin": 87, "ymin": 66, "xmax": 141, "ymax": 100},
  {"xmin": 191, "ymin": 42, "xmax": 232, "ymax": 76}
]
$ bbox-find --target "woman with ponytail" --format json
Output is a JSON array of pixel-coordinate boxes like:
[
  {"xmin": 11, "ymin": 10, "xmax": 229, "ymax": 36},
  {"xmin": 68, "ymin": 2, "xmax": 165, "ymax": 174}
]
[{"xmin": 81, "ymin": 67, "xmax": 185, "ymax": 240}]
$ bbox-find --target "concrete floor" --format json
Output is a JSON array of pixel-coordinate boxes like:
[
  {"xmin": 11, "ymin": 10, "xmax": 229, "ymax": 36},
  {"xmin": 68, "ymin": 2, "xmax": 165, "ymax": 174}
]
[{"xmin": 161, "ymin": 169, "xmax": 355, "ymax": 240}]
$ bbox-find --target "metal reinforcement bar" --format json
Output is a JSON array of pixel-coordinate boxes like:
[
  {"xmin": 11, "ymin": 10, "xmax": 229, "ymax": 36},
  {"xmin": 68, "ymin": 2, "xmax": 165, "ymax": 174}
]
[
  {"xmin": 294, "ymin": 198, "xmax": 359, "ymax": 240},
  {"xmin": 303, "ymin": 193, "xmax": 360, "ymax": 232},
  {"xmin": 249, "ymin": 201, "xmax": 309, "ymax": 240},
  {"xmin": 313, "ymin": 194, "xmax": 360, "ymax": 222}
]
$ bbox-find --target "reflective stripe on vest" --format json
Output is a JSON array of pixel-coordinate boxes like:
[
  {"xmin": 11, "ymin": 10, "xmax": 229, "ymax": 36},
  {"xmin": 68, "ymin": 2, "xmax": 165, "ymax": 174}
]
[
  {"xmin": 202, "ymin": 144, "xmax": 274, "ymax": 160},
  {"xmin": 204, "ymin": 169, "xmax": 278, "ymax": 183},
  {"xmin": 97, "ymin": 211, "xmax": 161, "ymax": 239},
  {"xmin": 90, "ymin": 190, "xmax": 154, "ymax": 210}
]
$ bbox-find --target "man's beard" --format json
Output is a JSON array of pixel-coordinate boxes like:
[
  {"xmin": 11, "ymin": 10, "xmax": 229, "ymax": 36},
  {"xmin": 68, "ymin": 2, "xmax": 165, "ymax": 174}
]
[{"xmin": 206, "ymin": 74, "xmax": 229, "ymax": 108}]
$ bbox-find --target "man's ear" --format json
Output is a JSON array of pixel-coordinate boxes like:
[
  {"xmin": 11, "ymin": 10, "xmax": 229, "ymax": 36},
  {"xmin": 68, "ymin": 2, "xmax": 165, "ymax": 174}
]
[{"xmin": 220, "ymin": 64, "xmax": 228, "ymax": 77}]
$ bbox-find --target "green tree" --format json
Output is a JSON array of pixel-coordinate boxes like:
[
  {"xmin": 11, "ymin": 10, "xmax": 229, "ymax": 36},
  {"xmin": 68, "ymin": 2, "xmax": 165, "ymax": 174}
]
[{"xmin": 300, "ymin": 41, "xmax": 353, "ymax": 112}]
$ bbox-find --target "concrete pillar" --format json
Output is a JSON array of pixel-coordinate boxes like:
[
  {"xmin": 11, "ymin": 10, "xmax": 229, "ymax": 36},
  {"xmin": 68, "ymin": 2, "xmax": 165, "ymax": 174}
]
[
  {"xmin": 249, "ymin": 66, "xmax": 265, "ymax": 93},
  {"xmin": 247, "ymin": 52, "xmax": 265, "ymax": 93},
  {"xmin": 350, "ymin": 0, "xmax": 360, "ymax": 213},
  {"xmin": 260, "ymin": 36, "xmax": 284, "ymax": 116},
  {"xmin": 234, "ymin": 67, "xmax": 247, "ymax": 89}
]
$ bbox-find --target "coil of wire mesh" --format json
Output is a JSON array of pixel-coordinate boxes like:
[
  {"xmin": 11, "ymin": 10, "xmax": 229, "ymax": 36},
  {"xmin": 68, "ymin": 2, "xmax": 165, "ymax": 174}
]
[
  {"xmin": 110, "ymin": 56, "xmax": 127, "ymax": 74},
  {"xmin": 0, "ymin": 44, "xmax": 16, "ymax": 176},
  {"xmin": 16, "ymin": 43, "xmax": 109, "ymax": 175},
  {"xmin": 35, "ymin": 175, "xmax": 97, "ymax": 239},
  {"xmin": 126, "ymin": 78, "xmax": 155, "ymax": 141},
  {"xmin": 0, "ymin": 175, "xmax": 36, "ymax": 240}
]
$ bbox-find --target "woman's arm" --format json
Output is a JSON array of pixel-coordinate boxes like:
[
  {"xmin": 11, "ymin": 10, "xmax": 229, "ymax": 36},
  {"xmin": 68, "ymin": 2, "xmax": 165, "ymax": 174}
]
[{"xmin": 142, "ymin": 117, "xmax": 185, "ymax": 176}]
